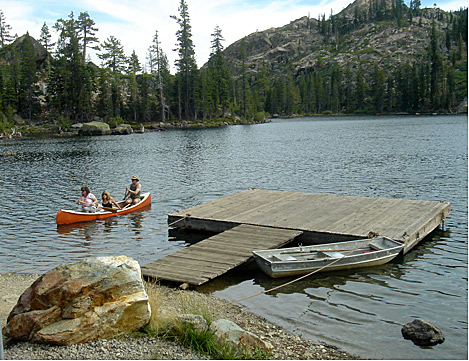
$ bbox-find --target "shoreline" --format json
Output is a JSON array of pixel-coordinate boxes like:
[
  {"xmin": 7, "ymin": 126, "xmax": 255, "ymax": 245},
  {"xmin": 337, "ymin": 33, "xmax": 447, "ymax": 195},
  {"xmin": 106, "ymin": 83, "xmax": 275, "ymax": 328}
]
[
  {"xmin": 0, "ymin": 118, "xmax": 270, "ymax": 141},
  {"xmin": 1, "ymin": 112, "xmax": 466, "ymax": 142},
  {"xmin": 1, "ymin": 272, "xmax": 359, "ymax": 360}
]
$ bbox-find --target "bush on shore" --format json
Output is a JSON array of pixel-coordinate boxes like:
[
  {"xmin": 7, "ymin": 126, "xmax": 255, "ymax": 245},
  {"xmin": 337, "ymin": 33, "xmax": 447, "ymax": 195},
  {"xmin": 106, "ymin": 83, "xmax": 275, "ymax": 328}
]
[{"xmin": 143, "ymin": 282, "xmax": 271, "ymax": 360}]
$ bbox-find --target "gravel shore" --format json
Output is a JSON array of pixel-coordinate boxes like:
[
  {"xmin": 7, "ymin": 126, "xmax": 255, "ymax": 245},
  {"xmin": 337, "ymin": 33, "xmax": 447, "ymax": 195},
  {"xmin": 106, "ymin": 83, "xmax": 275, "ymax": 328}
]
[{"xmin": 1, "ymin": 273, "xmax": 358, "ymax": 360}]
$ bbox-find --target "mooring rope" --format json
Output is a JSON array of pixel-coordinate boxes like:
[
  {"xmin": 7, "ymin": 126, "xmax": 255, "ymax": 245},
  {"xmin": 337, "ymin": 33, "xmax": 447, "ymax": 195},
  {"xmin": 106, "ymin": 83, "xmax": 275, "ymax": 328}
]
[
  {"xmin": 0, "ymin": 217, "xmax": 186, "ymax": 276},
  {"xmin": 229, "ymin": 233, "xmax": 380, "ymax": 305}
]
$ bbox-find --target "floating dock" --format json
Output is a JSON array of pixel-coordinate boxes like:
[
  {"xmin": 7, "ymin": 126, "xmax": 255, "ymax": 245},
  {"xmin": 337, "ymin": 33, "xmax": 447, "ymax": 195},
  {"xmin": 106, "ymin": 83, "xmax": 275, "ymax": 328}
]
[{"xmin": 141, "ymin": 189, "xmax": 450, "ymax": 285}]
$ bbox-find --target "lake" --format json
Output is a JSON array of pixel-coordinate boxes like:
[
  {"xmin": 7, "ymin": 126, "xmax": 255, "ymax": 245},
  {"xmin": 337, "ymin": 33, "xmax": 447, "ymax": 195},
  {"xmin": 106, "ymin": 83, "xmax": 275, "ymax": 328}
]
[{"xmin": 0, "ymin": 115, "xmax": 467, "ymax": 359}]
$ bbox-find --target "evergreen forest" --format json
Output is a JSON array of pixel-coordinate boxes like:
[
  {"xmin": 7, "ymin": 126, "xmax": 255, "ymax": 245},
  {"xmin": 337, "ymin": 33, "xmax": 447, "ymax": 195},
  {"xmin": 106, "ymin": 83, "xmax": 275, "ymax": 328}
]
[{"xmin": 0, "ymin": 0, "xmax": 467, "ymax": 133}]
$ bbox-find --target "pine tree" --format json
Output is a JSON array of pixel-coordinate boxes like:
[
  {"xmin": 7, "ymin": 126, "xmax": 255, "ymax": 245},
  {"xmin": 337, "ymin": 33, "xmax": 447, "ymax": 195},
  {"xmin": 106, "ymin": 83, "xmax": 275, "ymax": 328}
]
[
  {"xmin": 19, "ymin": 33, "xmax": 38, "ymax": 121},
  {"xmin": 50, "ymin": 12, "xmax": 86, "ymax": 121},
  {"xmin": 372, "ymin": 64, "xmax": 385, "ymax": 113},
  {"xmin": 39, "ymin": 22, "xmax": 55, "ymax": 53},
  {"xmin": 98, "ymin": 36, "xmax": 127, "ymax": 73},
  {"xmin": 239, "ymin": 39, "xmax": 249, "ymax": 118},
  {"xmin": 0, "ymin": 10, "xmax": 13, "ymax": 47},
  {"xmin": 171, "ymin": 0, "xmax": 198, "ymax": 120},
  {"xmin": 207, "ymin": 25, "xmax": 231, "ymax": 117},
  {"xmin": 429, "ymin": 20, "xmax": 443, "ymax": 110},
  {"xmin": 77, "ymin": 12, "xmax": 99, "ymax": 64},
  {"xmin": 149, "ymin": 30, "xmax": 168, "ymax": 122},
  {"xmin": 127, "ymin": 50, "xmax": 141, "ymax": 122},
  {"xmin": 354, "ymin": 64, "xmax": 366, "ymax": 110},
  {"xmin": 98, "ymin": 36, "xmax": 127, "ymax": 118}
]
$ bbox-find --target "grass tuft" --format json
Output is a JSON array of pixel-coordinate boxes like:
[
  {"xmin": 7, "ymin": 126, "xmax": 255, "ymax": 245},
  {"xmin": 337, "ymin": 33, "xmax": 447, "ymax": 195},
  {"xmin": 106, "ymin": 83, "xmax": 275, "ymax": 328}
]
[{"xmin": 142, "ymin": 281, "xmax": 271, "ymax": 359}]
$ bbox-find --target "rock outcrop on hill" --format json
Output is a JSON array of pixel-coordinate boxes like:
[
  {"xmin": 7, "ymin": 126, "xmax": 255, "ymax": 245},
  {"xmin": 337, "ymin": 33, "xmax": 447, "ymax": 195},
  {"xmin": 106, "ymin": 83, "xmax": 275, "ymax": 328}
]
[
  {"xmin": 223, "ymin": 0, "xmax": 463, "ymax": 80},
  {"xmin": 0, "ymin": 34, "xmax": 51, "ymax": 70}
]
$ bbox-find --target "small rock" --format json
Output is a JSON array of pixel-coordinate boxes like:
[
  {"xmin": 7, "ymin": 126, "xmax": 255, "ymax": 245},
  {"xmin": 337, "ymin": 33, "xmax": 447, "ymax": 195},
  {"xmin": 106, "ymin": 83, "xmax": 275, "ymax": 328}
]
[
  {"xmin": 1, "ymin": 150, "xmax": 14, "ymax": 157},
  {"xmin": 210, "ymin": 319, "xmax": 273, "ymax": 351},
  {"xmin": 401, "ymin": 318, "xmax": 445, "ymax": 346},
  {"xmin": 177, "ymin": 314, "xmax": 208, "ymax": 333},
  {"xmin": 179, "ymin": 283, "xmax": 190, "ymax": 290}
]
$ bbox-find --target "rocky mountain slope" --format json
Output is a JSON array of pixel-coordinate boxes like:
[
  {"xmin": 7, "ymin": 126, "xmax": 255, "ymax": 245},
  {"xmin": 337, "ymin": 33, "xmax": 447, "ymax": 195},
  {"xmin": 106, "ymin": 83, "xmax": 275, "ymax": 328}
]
[{"xmin": 224, "ymin": 0, "xmax": 465, "ymax": 79}]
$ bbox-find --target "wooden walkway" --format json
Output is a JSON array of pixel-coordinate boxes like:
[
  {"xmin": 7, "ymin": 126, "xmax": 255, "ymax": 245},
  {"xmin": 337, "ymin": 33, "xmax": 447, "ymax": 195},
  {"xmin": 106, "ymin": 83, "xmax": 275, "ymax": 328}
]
[
  {"xmin": 141, "ymin": 224, "xmax": 302, "ymax": 285},
  {"xmin": 142, "ymin": 189, "xmax": 450, "ymax": 285}
]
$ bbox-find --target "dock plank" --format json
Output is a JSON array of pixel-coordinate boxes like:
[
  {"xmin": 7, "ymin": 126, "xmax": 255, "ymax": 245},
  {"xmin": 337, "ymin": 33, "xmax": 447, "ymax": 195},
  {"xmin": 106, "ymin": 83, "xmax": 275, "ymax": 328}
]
[
  {"xmin": 168, "ymin": 189, "xmax": 450, "ymax": 253},
  {"xmin": 142, "ymin": 223, "xmax": 302, "ymax": 285}
]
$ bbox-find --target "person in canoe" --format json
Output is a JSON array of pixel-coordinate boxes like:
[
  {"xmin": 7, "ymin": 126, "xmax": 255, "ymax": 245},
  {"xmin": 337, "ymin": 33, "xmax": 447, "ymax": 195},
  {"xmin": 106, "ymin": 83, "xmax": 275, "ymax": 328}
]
[
  {"xmin": 77, "ymin": 186, "xmax": 98, "ymax": 212},
  {"xmin": 99, "ymin": 191, "xmax": 122, "ymax": 210},
  {"xmin": 124, "ymin": 175, "xmax": 142, "ymax": 206}
]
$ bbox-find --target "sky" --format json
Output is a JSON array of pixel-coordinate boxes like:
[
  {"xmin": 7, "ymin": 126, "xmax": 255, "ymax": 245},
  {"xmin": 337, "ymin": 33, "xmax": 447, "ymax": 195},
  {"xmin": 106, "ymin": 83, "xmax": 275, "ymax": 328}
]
[{"xmin": 2, "ymin": 0, "xmax": 466, "ymax": 72}]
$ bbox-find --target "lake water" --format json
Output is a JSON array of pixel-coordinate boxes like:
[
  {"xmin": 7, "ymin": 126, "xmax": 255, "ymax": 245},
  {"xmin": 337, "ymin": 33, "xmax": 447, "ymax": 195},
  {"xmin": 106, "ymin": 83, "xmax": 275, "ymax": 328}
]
[{"xmin": 0, "ymin": 115, "xmax": 467, "ymax": 359}]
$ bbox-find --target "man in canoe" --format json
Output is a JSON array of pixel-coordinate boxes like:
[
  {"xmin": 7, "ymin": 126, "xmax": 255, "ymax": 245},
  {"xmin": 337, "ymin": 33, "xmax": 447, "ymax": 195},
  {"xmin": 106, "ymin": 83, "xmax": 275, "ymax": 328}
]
[
  {"xmin": 124, "ymin": 175, "xmax": 142, "ymax": 206},
  {"xmin": 77, "ymin": 186, "xmax": 98, "ymax": 212}
]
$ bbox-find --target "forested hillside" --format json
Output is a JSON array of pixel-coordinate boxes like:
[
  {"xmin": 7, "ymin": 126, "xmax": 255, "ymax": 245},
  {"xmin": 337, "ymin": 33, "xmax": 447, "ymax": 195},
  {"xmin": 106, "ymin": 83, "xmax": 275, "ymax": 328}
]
[
  {"xmin": 0, "ymin": 0, "xmax": 467, "ymax": 133},
  {"xmin": 225, "ymin": 0, "xmax": 468, "ymax": 115}
]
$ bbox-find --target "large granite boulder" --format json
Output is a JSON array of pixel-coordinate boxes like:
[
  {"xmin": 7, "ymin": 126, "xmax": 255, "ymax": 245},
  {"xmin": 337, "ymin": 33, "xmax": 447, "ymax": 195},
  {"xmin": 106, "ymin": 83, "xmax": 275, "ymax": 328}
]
[
  {"xmin": 401, "ymin": 319, "xmax": 445, "ymax": 346},
  {"xmin": 209, "ymin": 319, "xmax": 272, "ymax": 351},
  {"xmin": 112, "ymin": 124, "xmax": 133, "ymax": 135},
  {"xmin": 78, "ymin": 121, "xmax": 111, "ymax": 136},
  {"xmin": 4, "ymin": 256, "xmax": 151, "ymax": 345}
]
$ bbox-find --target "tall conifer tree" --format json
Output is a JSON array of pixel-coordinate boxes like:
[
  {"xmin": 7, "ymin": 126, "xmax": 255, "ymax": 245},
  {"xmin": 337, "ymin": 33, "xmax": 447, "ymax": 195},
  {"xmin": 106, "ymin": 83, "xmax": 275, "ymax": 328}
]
[
  {"xmin": 171, "ymin": 0, "xmax": 198, "ymax": 120},
  {"xmin": 0, "ymin": 10, "xmax": 13, "ymax": 47},
  {"xmin": 78, "ymin": 12, "xmax": 99, "ymax": 64}
]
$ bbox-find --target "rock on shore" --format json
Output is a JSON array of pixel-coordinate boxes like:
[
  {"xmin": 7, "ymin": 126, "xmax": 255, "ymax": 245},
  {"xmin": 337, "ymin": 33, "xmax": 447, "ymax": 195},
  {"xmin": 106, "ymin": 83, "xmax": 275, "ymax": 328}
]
[
  {"xmin": 4, "ymin": 256, "xmax": 150, "ymax": 345},
  {"xmin": 1, "ymin": 273, "xmax": 358, "ymax": 360}
]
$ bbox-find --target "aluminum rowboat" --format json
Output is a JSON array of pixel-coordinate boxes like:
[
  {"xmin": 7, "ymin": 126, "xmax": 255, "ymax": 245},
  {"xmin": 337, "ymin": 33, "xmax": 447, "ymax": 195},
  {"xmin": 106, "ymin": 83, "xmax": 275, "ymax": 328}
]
[{"xmin": 252, "ymin": 236, "xmax": 404, "ymax": 278}]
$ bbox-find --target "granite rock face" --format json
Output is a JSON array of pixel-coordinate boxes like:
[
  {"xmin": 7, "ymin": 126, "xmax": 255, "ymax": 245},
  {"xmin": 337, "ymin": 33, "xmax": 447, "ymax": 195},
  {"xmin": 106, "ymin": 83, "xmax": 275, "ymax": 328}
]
[{"xmin": 4, "ymin": 256, "xmax": 151, "ymax": 345}]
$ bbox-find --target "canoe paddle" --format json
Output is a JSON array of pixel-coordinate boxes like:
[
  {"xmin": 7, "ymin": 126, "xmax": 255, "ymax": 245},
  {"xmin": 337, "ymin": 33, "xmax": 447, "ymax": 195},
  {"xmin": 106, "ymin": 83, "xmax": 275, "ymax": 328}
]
[
  {"xmin": 100, "ymin": 206, "xmax": 119, "ymax": 213},
  {"xmin": 78, "ymin": 201, "xmax": 119, "ymax": 213}
]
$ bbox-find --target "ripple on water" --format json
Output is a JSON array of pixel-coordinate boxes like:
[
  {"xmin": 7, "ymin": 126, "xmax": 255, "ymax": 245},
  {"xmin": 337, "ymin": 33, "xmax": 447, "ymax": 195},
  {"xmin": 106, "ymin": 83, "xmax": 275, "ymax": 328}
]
[{"xmin": 0, "ymin": 115, "xmax": 467, "ymax": 359}]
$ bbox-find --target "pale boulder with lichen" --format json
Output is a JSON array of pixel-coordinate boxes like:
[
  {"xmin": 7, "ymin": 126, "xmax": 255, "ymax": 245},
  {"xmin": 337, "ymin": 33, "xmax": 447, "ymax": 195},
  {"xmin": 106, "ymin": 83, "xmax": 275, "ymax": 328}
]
[{"xmin": 4, "ymin": 256, "xmax": 151, "ymax": 345}]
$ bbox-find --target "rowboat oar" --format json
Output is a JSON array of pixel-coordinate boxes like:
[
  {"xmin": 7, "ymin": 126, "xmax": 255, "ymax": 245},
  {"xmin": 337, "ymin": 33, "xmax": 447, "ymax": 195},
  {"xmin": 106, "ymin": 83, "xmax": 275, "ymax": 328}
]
[{"xmin": 280, "ymin": 247, "xmax": 370, "ymax": 254}]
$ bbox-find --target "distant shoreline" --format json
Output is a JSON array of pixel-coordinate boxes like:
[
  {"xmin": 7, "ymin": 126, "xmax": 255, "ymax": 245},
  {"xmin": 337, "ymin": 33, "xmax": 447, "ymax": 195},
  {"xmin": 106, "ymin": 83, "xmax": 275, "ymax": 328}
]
[
  {"xmin": 0, "ymin": 118, "xmax": 270, "ymax": 141},
  {"xmin": 2, "ymin": 112, "xmax": 466, "ymax": 142}
]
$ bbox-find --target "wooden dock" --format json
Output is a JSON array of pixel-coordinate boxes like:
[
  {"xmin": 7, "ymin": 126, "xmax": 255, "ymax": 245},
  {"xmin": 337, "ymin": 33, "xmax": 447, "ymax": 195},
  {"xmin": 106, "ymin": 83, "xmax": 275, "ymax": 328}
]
[
  {"xmin": 141, "ymin": 224, "xmax": 302, "ymax": 285},
  {"xmin": 142, "ymin": 189, "xmax": 450, "ymax": 285}
]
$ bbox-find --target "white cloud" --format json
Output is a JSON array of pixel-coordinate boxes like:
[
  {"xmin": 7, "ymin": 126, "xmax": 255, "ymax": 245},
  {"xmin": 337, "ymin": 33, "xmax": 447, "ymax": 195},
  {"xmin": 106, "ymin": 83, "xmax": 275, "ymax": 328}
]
[{"xmin": 2, "ymin": 0, "xmax": 467, "ymax": 72}]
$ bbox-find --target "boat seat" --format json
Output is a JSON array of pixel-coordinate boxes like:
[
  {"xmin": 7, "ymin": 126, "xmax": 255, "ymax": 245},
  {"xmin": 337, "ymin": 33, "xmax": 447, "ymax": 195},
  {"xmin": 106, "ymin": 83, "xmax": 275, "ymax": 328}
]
[
  {"xmin": 321, "ymin": 251, "xmax": 344, "ymax": 258},
  {"xmin": 369, "ymin": 240, "xmax": 384, "ymax": 251},
  {"xmin": 273, "ymin": 254, "xmax": 297, "ymax": 261}
]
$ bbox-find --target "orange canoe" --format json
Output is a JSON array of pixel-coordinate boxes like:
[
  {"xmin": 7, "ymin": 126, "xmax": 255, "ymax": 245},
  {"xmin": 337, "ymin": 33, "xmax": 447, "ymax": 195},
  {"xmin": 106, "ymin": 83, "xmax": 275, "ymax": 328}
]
[{"xmin": 56, "ymin": 192, "xmax": 151, "ymax": 225}]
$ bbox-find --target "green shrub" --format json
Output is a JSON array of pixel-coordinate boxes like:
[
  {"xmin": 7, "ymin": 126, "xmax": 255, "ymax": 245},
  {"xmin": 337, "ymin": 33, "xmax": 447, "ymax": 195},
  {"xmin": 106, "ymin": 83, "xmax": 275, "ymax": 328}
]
[
  {"xmin": 57, "ymin": 116, "xmax": 73, "ymax": 130},
  {"xmin": 108, "ymin": 116, "xmax": 125, "ymax": 127},
  {"xmin": 253, "ymin": 111, "xmax": 266, "ymax": 122}
]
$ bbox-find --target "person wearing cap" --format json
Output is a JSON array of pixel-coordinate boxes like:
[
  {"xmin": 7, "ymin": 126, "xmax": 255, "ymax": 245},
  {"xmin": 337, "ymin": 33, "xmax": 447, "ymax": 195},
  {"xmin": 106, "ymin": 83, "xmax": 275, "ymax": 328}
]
[{"xmin": 124, "ymin": 176, "xmax": 142, "ymax": 206}]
